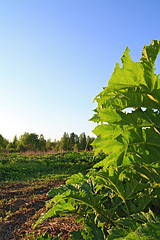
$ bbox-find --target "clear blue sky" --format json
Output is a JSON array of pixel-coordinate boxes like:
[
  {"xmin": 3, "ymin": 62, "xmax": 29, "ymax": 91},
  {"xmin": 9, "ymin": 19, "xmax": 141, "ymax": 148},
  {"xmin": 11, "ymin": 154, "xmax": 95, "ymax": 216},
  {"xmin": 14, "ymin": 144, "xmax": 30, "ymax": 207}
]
[{"xmin": 0, "ymin": 0, "xmax": 160, "ymax": 141}]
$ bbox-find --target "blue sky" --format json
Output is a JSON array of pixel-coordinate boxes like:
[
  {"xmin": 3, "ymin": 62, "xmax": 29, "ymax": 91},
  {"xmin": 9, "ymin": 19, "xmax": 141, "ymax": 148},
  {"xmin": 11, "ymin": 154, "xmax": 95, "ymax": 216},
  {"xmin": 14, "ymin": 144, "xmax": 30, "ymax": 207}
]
[{"xmin": 0, "ymin": 0, "xmax": 160, "ymax": 141}]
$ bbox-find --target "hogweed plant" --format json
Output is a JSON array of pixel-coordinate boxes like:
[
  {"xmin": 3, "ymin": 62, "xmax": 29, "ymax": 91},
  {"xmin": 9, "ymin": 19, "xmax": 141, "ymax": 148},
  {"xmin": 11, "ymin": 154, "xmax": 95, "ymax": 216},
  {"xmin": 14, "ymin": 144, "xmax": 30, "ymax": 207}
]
[{"xmin": 35, "ymin": 40, "xmax": 160, "ymax": 239}]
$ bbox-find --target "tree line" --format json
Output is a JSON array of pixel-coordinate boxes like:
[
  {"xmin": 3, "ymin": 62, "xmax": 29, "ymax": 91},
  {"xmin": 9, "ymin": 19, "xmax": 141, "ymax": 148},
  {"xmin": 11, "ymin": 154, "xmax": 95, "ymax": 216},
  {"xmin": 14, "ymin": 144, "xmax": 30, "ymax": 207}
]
[{"xmin": 0, "ymin": 132, "xmax": 95, "ymax": 153}]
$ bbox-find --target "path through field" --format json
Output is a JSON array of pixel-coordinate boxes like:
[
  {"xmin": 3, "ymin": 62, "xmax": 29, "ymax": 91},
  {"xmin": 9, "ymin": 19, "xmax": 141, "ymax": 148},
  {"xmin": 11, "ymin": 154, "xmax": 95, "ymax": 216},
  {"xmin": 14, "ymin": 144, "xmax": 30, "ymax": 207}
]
[{"xmin": 0, "ymin": 180, "xmax": 82, "ymax": 239}]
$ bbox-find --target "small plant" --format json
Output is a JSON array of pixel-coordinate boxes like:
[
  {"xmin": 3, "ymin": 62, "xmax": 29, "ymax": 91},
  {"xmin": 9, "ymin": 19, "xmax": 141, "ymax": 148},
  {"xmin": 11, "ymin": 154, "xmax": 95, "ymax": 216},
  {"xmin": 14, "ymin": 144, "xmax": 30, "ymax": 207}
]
[
  {"xmin": 35, "ymin": 40, "xmax": 160, "ymax": 239},
  {"xmin": 35, "ymin": 232, "xmax": 56, "ymax": 240}
]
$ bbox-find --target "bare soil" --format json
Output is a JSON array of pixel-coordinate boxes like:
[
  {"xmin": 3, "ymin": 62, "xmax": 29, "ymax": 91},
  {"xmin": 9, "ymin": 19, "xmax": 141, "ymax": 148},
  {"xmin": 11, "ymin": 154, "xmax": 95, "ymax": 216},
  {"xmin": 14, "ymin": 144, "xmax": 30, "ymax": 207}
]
[{"xmin": 0, "ymin": 180, "xmax": 82, "ymax": 240}]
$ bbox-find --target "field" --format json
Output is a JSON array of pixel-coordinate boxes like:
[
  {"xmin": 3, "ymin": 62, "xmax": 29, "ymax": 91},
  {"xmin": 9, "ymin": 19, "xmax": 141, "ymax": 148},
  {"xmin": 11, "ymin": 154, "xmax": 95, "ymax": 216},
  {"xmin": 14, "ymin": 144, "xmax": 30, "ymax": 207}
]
[
  {"xmin": 0, "ymin": 151, "xmax": 105, "ymax": 239},
  {"xmin": 0, "ymin": 152, "xmax": 105, "ymax": 182}
]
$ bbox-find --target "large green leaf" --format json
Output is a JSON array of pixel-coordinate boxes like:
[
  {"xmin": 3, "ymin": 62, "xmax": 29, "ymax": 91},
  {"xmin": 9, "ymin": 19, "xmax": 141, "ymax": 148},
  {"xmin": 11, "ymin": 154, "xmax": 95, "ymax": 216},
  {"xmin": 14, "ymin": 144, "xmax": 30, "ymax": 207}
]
[
  {"xmin": 108, "ymin": 210, "xmax": 160, "ymax": 239},
  {"xmin": 140, "ymin": 40, "xmax": 160, "ymax": 91},
  {"xmin": 91, "ymin": 41, "xmax": 160, "ymax": 187}
]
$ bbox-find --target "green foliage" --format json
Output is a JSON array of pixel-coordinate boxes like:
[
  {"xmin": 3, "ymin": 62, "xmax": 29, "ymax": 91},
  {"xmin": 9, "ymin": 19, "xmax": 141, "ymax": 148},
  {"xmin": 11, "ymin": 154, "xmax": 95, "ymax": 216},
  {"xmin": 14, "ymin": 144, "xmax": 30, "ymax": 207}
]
[
  {"xmin": 69, "ymin": 132, "xmax": 79, "ymax": 150},
  {"xmin": 19, "ymin": 132, "xmax": 39, "ymax": 151},
  {"xmin": 79, "ymin": 132, "xmax": 87, "ymax": 151},
  {"xmin": 0, "ymin": 134, "xmax": 9, "ymax": 151},
  {"xmin": 108, "ymin": 210, "xmax": 160, "ymax": 239},
  {"xmin": 60, "ymin": 132, "xmax": 70, "ymax": 151},
  {"xmin": 91, "ymin": 41, "xmax": 160, "ymax": 171},
  {"xmin": 36, "ymin": 232, "xmax": 55, "ymax": 239},
  {"xmin": 1, "ymin": 131, "xmax": 94, "ymax": 153},
  {"xmin": 39, "ymin": 134, "xmax": 47, "ymax": 151},
  {"xmin": 0, "ymin": 152, "xmax": 105, "ymax": 181},
  {"xmin": 35, "ymin": 41, "xmax": 160, "ymax": 239}
]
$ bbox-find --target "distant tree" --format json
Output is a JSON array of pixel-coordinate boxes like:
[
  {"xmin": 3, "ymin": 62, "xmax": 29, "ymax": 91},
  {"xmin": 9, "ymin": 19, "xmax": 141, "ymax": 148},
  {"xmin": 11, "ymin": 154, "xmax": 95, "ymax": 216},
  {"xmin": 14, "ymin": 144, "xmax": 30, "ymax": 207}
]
[
  {"xmin": 6, "ymin": 142, "xmax": 14, "ymax": 152},
  {"xmin": 55, "ymin": 140, "xmax": 60, "ymax": 152},
  {"xmin": 6, "ymin": 135, "xmax": 19, "ymax": 152},
  {"xmin": 60, "ymin": 132, "xmax": 70, "ymax": 151},
  {"xmin": 52, "ymin": 139, "xmax": 57, "ymax": 149},
  {"xmin": 2, "ymin": 131, "xmax": 94, "ymax": 153},
  {"xmin": 39, "ymin": 134, "xmax": 46, "ymax": 151},
  {"xmin": 0, "ymin": 134, "xmax": 4, "ymax": 147},
  {"xmin": 79, "ymin": 132, "xmax": 86, "ymax": 151},
  {"xmin": 85, "ymin": 136, "xmax": 95, "ymax": 151},
  {"xmin": 16, "ymin": 142, "xmax": 26, "ymax": 152},
  {"xmin": 19, "ymin": 132, "xmax": 39, "ymax": 151},
  {"xmin": 0, "ymin": 134, "xmax": 9, "ymax": 151},
  {"xmin": 74, "ymin": 134, "xmax": 79, "ymax": 144},
  {"xmin": 3, "ymin": 138, "xmax": 9, "ymax": 149},
  {"xmin": 50, "ymin": 139, "xmax": 60, "ymax": 152},
  {"xmin": 73, "ymin": 143, "xmax": 79, "ymax": 152},
  {"xmin": 13, "ymin": 135, "xmax": 19, "ymax": 150},
  {"xmin": 69, "ymin": 132, "xmax": 79, "ymax": 150},
  {"xmin": 69, "ymin": 132, "xmax": 75, "ymax": 149},
  {"xmin": 13, "ymin": 135, "xmax": 18, "ymax": 146},
  {"xmin": 46, "ymin": 139, "xmax": 53, "ymax": 151}
]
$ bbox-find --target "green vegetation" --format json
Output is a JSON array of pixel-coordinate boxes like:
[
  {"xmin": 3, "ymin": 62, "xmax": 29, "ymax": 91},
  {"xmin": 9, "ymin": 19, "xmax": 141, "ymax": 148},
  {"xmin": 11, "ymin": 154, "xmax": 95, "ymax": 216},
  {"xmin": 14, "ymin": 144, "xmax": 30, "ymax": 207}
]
[
  {"xmin": 0, "ymin": 151, "xmax": 106, "ymax": 182},
  {"xmin": 35, "ymin": 40, "xmax": 160, "ymax": 239},
  {"xmin": 0, "ymin": 131, "xmax": 95, "ymax": 153}
]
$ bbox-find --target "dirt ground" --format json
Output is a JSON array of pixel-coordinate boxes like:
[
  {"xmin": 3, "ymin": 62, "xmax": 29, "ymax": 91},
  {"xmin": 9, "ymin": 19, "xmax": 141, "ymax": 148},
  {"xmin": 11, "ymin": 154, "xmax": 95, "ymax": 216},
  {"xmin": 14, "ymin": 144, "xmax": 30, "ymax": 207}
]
[{"xmin": 0, "ymin": 180, "xmax": 82, "ymax": 240}]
